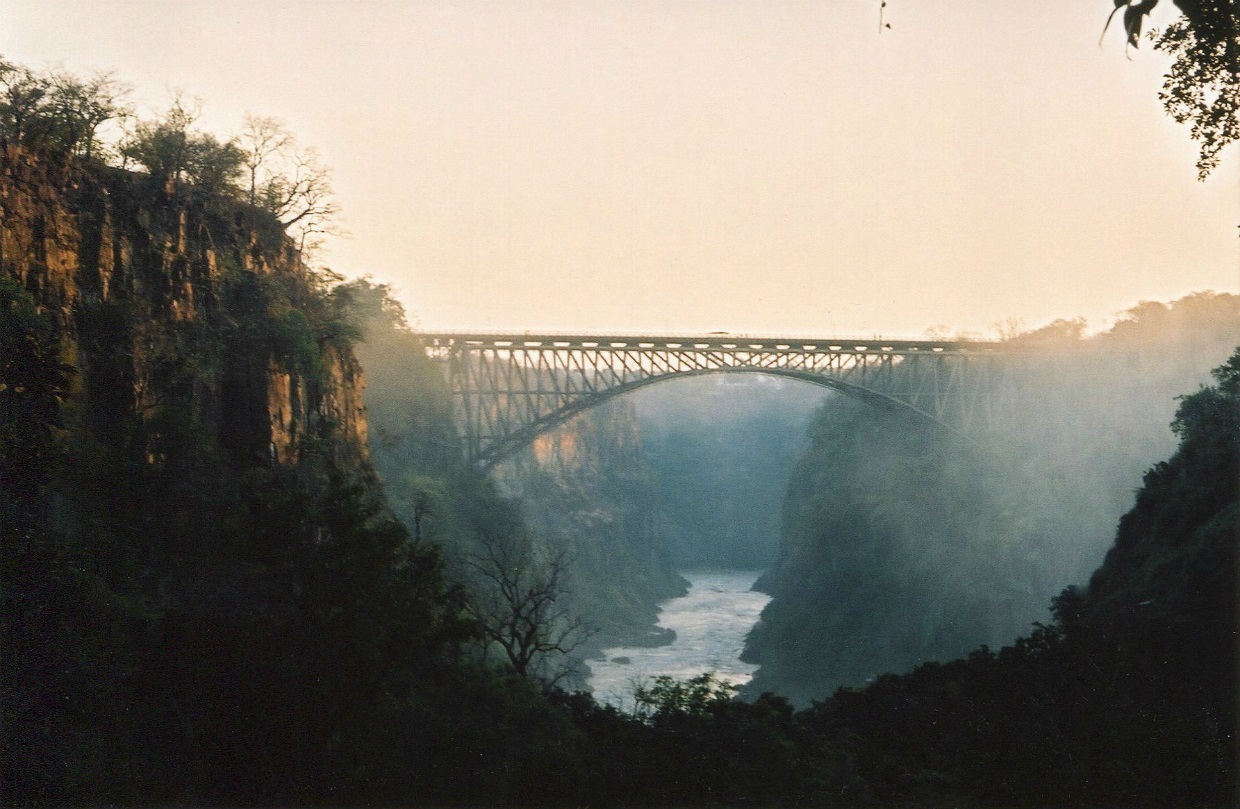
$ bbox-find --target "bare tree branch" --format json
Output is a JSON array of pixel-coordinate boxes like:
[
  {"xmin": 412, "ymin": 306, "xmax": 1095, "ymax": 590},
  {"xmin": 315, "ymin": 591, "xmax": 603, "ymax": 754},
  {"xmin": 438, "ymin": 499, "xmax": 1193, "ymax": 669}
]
[
  {"xmin": 463, "ymin": 526, "xmax": 595, "ymax": 683},
  {"xmin": 239, "ymin": 114, "xmax": 291, "ymax": 206}
]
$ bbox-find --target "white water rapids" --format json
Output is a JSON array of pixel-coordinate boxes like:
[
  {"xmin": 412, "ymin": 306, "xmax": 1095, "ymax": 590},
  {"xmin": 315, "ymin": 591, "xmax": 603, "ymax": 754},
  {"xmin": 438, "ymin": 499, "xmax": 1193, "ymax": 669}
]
[{"xmin": 587, "ymin": 570, "xmax": 770, "ymax": 709}]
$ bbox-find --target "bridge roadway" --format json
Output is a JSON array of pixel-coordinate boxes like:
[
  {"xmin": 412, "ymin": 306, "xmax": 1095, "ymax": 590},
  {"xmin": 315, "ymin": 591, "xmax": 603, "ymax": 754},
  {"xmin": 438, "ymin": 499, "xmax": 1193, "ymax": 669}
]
[
  {"xmin": 419, "ymin": 332, "xmax": 1002, "ymax": 354},
  {"xmin": 417, "ymin": 332, "xmax": 1014, "ymax": 469}
]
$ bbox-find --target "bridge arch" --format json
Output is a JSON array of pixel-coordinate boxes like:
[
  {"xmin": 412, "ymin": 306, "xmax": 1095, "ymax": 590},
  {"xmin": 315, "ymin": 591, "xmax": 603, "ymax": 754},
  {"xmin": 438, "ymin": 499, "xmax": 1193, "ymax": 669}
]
[
  {"xmin": 475, "ymin": 367, "xmax": 959, "ymax": 470},
  {"xmin": 418, "ymin": 332, "xmax": 1011, "ymax": 470}
]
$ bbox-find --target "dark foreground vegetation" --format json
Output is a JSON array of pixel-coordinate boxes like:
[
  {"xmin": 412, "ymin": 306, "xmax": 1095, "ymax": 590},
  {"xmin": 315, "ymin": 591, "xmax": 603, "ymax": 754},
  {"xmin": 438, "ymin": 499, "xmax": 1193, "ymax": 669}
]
[{"xmin": 2, "ymin": 49, "xmax": 1236, "ymax": 807}]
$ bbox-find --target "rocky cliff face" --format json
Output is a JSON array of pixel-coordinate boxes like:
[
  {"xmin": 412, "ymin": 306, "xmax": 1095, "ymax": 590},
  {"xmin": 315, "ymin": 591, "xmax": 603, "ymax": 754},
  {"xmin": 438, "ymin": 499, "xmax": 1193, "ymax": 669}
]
[
  {"xmin": 529, "ymin": 397, "xmax": 645, "ymax": 478},
  {"xmin": 0, "ymin": 145, "xmax": 366, "ymax": 467},
  {"xmin": 500, "ymin": 399, "xmax": 686, "ymax": 649}
]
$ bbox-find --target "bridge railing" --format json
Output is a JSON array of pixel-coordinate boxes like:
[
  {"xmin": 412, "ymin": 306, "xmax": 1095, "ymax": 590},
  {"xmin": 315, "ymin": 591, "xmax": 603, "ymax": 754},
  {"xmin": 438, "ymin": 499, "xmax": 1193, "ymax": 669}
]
[{"xmin": 417, "ymin": 331, "xmax": 1007, "ymax": 356}]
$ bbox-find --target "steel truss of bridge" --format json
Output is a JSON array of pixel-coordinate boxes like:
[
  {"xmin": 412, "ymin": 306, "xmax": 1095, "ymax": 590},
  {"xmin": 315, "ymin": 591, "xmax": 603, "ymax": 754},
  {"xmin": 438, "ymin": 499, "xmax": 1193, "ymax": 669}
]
[{"xmin": 418, "ymin": 332, "xmax": 1016, "ymax": 469}]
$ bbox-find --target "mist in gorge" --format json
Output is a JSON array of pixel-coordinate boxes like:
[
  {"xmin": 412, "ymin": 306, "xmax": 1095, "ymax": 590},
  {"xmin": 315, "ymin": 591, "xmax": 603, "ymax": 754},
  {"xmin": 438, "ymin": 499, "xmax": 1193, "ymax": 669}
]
[
  {"xmin": 744, "ymin": 292, "xmax": 1240, "ymax": 704},
  {"xmin": 493, "ymin": 397, "xmax": 689, "ymax": 653},
  {"xmin": 478, "ymin": 375, "xmax": 826, "ymax": 658},
  {"xmin": 631, "ymin": 374, "xmax": 828, "ymax": 569}
]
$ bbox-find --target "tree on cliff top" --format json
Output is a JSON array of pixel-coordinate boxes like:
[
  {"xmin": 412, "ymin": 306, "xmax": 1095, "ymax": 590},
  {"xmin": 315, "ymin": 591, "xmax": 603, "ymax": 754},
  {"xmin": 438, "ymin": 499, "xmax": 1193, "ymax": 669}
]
[
  {"xmin": 0, "ymin": 55, "xmax": 342, "ymax": 255},
  {"xmin": 0, "ymin": 57, "xmax": 131, "ymax": 160},
  {"xmin": 238, "ymin": 114, "xmax": 341, "ymax": 254},
  {"xmin": 45, "ymin": 69, "xmax": 131, "ymax": 161},
  {"xmin": 0, "ymin": 60, "xmax": 51, "ymax": 147},
  {"xmin": 120, "ymin": 93, "xmax": 244, "ymax": 196}
]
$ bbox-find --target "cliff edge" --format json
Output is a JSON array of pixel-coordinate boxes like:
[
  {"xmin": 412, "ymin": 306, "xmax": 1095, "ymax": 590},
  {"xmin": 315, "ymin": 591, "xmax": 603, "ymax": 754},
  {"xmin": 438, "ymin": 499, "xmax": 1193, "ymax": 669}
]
[{"xmin": 0, "ymin": 144, "xmax": 367, "ymax": 467}]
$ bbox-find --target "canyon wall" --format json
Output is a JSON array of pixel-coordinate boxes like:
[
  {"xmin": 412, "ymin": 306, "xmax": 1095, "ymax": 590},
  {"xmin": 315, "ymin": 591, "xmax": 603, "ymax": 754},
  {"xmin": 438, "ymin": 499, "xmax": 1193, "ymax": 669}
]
[
  {"xmin": 500, "ymin": 399, "xmax": 687, "ymax": 649},
  {"xmin": 0, "ymin": 145, "xmax": 367, "ymax": 468}
]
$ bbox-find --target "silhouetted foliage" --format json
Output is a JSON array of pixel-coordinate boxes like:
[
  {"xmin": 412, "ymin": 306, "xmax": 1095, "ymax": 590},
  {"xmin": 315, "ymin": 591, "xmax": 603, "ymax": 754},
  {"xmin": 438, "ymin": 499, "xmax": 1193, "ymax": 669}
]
[
  {"xmin": 0, "ymin": 58, "xmax": 131, "ymax": 160},
  {"xmin": 237, "ymin": 114, "xmax": 341, "ymax": 253},
  {"xmin": 1102, "ymin": 0, "xmax": 1239, "ymax": 177},
  {"xmin": 466, "ymin": 525, "xmax": 594, "ymax": 682},
  {"xmin": 120, "ymin": 94, "xmax": 246, "ymax": 197}
]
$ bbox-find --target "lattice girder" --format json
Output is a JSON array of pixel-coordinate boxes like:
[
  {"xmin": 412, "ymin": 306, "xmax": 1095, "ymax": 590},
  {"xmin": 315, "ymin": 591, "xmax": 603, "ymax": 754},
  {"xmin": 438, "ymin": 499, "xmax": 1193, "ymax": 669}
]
[{"xmin": 419, "ymin": 333, "xmax": 1011, "ymax": 469}]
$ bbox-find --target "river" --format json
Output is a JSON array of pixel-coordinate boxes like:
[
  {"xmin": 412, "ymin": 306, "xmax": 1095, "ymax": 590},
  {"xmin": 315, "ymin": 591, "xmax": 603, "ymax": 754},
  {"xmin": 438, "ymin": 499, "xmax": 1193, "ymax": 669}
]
[{"xmin": 587, "ymin": 570, "xmax": 770, "ymax": 709}]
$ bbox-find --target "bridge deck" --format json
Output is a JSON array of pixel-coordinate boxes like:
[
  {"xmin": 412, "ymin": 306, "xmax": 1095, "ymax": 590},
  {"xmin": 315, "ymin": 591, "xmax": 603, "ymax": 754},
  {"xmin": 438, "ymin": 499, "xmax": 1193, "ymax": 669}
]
[{"xmin": 417, "ymin": 332, "xmax": 1007, "ymax": 356}]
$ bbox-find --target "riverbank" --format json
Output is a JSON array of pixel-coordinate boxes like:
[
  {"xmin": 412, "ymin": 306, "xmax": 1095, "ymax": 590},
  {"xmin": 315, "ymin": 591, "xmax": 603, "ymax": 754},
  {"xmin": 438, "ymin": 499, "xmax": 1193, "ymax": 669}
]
[{"xmin": 587, "ymin": 570, "xmax": 770, "ymax": 707}]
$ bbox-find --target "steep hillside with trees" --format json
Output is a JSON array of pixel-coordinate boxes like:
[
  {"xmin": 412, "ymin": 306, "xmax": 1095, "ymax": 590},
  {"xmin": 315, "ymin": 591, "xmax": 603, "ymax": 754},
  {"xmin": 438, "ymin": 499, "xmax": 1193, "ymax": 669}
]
[
  {"xmin": 500, "ymin": 400, "xmax": 688, "ymax": 651},
  {"xmin": 793, "ymin": 346, "xmax": 1238, "ymax": 806},
  {"xmin": 346, "ymin": 280, "xmax": 685, "ymax": 674},
  {"xmin": 745, "ymin": 293, "xmax": 1240, "ymax": 703},
  {"xmin": 0, "ymin": 142, "xmax": 472, "ymax": 803}
]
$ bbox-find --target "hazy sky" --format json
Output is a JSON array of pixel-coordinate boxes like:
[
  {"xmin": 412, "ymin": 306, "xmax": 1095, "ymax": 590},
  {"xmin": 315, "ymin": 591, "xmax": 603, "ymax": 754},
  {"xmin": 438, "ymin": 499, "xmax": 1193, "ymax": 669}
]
[{"xmin": 3, "ymin": 1, "xmax": 1237, "ymax": 337}]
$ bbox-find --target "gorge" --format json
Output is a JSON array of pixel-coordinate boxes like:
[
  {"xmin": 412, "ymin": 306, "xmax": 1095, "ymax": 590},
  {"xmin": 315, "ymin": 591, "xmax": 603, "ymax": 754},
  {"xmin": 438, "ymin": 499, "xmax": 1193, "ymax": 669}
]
[{"xmin": 2, "ymin": 71, "xmax": 1236, "ymax": 806}]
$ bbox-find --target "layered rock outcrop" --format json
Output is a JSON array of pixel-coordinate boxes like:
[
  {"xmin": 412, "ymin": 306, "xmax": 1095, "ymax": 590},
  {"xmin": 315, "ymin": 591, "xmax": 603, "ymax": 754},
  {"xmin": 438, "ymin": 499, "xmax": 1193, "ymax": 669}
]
[
  {"xmin": 529, "ymin": 397, "xmax": 644, "ymax": 477},
  {"xmin": 0, "ymin": 145, "xmax": 366, "ymax": 467}
]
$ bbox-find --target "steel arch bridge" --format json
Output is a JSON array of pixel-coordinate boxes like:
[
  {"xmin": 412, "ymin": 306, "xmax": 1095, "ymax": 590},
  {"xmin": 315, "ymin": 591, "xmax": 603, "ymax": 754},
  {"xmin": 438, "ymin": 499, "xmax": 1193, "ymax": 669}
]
[{"xmin": 418, "ymin": 332, "xmax": 1015, "ymax": 470}]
